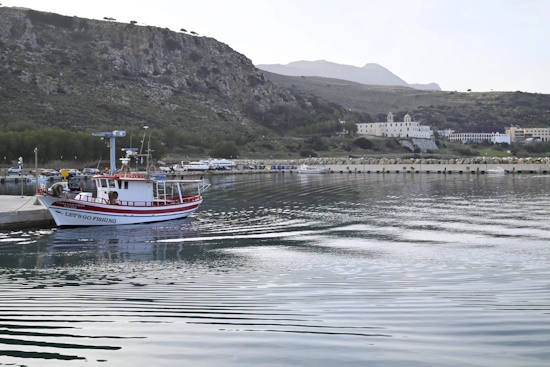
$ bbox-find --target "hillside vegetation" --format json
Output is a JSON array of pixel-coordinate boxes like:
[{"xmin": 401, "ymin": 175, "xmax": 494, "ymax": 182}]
[
  {"xmin": 264, "ymin": 72, "xmax": 550, "ymax": 133},
  {"xmin": 0, "ymin": 7, "xmax": 549, "ymax": 164}
]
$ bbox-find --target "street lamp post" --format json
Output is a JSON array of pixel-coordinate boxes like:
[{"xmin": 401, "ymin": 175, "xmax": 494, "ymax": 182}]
[
  {"xmin": 18, "ymin": 156, "xmax": 23, "ymax": 198},
  {"xmin": 34, "ymin": 148, "xmax": 40, "ymax": 205}
]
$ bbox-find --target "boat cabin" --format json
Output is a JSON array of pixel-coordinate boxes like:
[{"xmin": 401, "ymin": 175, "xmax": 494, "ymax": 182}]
[
  {"xmin": 94, "ymin": 174, "xmax": 154, "ymax": 203},
  {"xmin": 81, "ymin": 173, "xmax": 204, "ymax": 206}
]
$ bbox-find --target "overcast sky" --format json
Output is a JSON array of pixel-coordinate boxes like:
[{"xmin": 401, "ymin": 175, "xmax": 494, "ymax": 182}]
[{"xmin": 5, "ymin": 0, "xmax": 550, "ymax": 94}]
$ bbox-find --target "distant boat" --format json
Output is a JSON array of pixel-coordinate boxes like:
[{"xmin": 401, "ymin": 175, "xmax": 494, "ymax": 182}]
[
  {"xmin": 208, "ymin": 158, "xmax": 236, "ymax": 170},
  {"xmin": 487, "ymin": 166, "xmax": 506, "ymax": 174},
  {"xmin": 173, "ymin": 161, "xmax": 209, "ymax": 172},
  {"xmin": 298, "ymin": 164, "xmax": 328, "ymax": 174}
]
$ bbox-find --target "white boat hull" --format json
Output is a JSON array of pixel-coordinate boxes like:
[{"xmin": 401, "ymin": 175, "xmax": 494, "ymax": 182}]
[
  {"xmin": 37, "ymin": 195, "xmax": 202, "ymax": 226},
  {"xmin": 298, "ymin": 170, "xmax": 327, "ymax": 174},
  {"xmin": 298, "ymin": 168, "xmax": 328, "ymax": 174},
  {"xmin": 297, "ymin": 164, "xmax": 328, "ymax": 174}
]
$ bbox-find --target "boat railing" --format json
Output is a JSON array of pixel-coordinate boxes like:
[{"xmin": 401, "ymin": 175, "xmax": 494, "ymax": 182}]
[
  {"xmin": 66, "ymin": 192, "xmax": 201, "ymax": 207},
  {"xmin": 66, "ymin": 194, "xmax": 110, "ymax": 205}
]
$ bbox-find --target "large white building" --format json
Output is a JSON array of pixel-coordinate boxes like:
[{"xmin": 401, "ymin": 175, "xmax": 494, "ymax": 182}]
[
  {"xmin": 447, "ymin": 132, "xmax": 511, "ymax": 144},
  {"xmin": 506, "ymin": 126, "xmax": 550, "ymax": 142},
  {"xmin": 356, "ymin": 112, "xmax": 433, "ymax": 139}
]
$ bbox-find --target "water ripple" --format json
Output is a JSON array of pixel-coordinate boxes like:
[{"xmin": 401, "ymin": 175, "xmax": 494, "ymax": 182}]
[{"xmin": 0, "ymin": 174, "xmax": 549, "ymax": 366}]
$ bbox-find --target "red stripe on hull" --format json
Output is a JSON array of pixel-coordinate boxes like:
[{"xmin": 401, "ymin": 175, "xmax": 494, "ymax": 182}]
[{"xmin": 51, "ymin": 201, "xmax": 200, "ymax": 215}]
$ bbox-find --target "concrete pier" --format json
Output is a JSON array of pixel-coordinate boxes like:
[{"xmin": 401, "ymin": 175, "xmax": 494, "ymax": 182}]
[{"xmin": 0, "ymin": 195, "xmax": 54, "ymax": 230}]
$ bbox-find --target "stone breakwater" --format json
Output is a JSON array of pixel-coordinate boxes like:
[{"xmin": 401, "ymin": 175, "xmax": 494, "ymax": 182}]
[
  {"xmin": 222, "ymin": 156, "xmax": 550, "ymax": 175},
  {"xmin": 238, "ymin": 156, "xmax": 550, "ymax": 167}
]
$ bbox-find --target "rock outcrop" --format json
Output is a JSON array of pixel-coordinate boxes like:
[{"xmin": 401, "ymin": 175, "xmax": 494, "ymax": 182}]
[{"xmin": 0, "ymin": 7, "xmax": 299, "ymax": 131}]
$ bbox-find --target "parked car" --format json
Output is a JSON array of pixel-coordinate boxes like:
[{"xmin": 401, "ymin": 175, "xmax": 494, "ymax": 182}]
[
  {"xmin": 82, "ymin": 168, "xmax": 100, "ymax": 175},
  {"xmin": 59, "ymin": 168, "xmax": 81, "ymax": 176},
  {"xmin": 40, "ymin": 169, "xmax": 59, "ymax": 176},
  {"xmin": 8, "ymin": 167, "xmax": 22, "ymax": 174}
]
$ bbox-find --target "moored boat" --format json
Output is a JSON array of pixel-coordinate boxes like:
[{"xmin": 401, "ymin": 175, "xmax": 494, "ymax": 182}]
[
  {"xmin": 38, "ymin": 173, "xmax": 209, "ymax": 226},
  {"xmin": 208, "ymin": 158, "xmax": 236, "ymax": 170},
  {"xmin": 173, "ymin": 161, "xmax": 210, "ymax": 172},
  {"xmin": 298, "ymin": 164, "xmax": 328, "ymax": 174},
  {"xmin": 37, "ymin": 130, "xmax": 210, "ymax": 227}
]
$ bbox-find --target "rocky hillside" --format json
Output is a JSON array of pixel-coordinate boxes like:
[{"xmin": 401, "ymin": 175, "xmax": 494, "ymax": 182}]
[
  {"xmin": 2, "ymin": 6, "xmax": 548, "ymax": 144},
  {"xmin": 257, "ymin": 60, "xmax": 441, "ymax": 91},
  {"xmin": 0, "ymin": 7, "xmax": 322, "ymax": 133},
  {"xmin": 264, "ymin": 72, "xmax": 550, "ymax": 133}
]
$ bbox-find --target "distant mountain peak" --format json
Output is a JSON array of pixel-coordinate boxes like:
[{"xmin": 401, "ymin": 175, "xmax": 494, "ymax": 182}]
[
  {"xmin": 257, "ymin": 60, "xmax": 440, "ymax": 91},
  {"xmin": 362, "ymin": 63, "xmax": 383, "ymax": 68}
]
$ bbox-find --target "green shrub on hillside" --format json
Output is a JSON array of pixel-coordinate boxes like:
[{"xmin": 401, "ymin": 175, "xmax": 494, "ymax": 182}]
[
  {"xmin": 300, "ymin": 149, "xmax": 317, "ymax": 157},
  {"xmin": 210, "ymin": 141, "xmax": 240, "ymax": 159}
]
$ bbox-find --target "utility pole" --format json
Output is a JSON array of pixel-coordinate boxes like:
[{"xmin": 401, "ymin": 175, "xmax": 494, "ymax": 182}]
[
  {"xmin": 18, "ymin": 156, "xmax": 23, "ymax": 198},
  {"xmin": 34, "ymin": 148, "xmax": 40, "ymax": 205}
]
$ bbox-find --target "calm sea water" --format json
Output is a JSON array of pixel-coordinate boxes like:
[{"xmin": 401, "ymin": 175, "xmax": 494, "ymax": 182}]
[{"xmin": 1, "ymin": 173, "xmax": 549, "ymax": 366}]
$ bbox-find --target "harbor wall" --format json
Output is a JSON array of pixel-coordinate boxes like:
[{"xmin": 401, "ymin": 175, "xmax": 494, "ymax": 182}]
[
  {"xmin": 319, "ymin": 163, "xmax": 548, "ymax": 174},
  {"xmin": 243, "ymin": 157, "xmax": 550, "ymax": 175}
]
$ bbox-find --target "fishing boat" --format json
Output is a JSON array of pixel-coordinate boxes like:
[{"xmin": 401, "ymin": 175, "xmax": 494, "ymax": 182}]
[
  {"xmin": 37, "ymin": 130, "xmax": 210, "ymax": 226},
  {"xmin": 297, "ymin": 164, "xmax": 328, "ymax": 174},
  {"xmin": 37, "ymin": 173, "xmax": 208, "ymax": 226}
]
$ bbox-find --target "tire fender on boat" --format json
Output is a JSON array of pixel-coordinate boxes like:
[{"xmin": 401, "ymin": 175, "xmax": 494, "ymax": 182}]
[
  {"xmin": 108, "ymin": 191, "xmax": 119, "ymax": 204},
  {"xmin": 51, "ymin": 183, "xmax": 64, "ymax": 197}
]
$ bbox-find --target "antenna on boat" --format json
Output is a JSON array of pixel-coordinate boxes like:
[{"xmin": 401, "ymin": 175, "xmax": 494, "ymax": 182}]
[
  {"xmin": 120, "ymin": 148, "xmax": 138, "ymax": 173},
  {"xmin": 92, "ymin": 130, "xmax": 126, "ymax": 174},
  {"xmin": 136, "ymin": 126, "xmax": 155, "ymax": 174},
  {"xmin": 139, "ymin": 126, "xmax": 148, "ymax": 156}
]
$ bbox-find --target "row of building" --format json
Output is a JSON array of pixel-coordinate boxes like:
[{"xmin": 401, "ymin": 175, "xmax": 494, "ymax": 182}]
[{"xmin": 354, "ymin": 112, "xmax": 549, "ymax": 144}]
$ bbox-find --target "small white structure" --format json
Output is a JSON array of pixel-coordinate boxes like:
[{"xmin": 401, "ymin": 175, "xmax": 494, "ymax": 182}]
[
  {"xmin": 447, "ymin": 132, "xmax": 510, "ymax": 144},
  {"xmin": 437, "ymin": 129, "xmax": 455, "ymax": 138},
  {"xmin": 356, "ymin": 112, "xmax": 433, "ymax": 139}
]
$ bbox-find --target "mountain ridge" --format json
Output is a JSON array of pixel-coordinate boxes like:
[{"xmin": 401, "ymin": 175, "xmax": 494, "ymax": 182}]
[
  {"xmin": 257, "ymin": 60, "xmax": 441, "ymax": 91},
  {"xmin": 1, "ymin": 6, "xmax": 549, "ymax": 152},
  {"xmin": 0, "ymin": 6, "xmax": 342, "ymax": 134}
]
